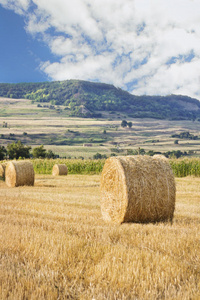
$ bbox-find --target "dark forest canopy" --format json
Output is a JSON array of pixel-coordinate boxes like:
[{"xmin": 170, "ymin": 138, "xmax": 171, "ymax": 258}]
[{"xmin": 0, "ymin": 79, "xmax": 200, "ymax": 120}]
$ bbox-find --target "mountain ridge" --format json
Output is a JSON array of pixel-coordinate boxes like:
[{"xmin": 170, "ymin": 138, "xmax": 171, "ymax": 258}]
[{"xmin": 0, "ymin": 79, "xmax": 200, "ymax": 120}]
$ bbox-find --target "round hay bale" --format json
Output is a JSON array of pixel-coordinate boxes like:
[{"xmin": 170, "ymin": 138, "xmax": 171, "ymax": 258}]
[
  {"xmin": 100, "ymin": 155, "xmax": 176, "ymax": 224},
  {"xmin": 0, "ymin": 162, "xmax": 7, "ymax": 180},
  {"xmin": 5, "ymin": 161, "xmax": 35, "ymax": 187},
  {"xmin": 52, "ymin": 164, "xmax": 68, "ymax": 176}
]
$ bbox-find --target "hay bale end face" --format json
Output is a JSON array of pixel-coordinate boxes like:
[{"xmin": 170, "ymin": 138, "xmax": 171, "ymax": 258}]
[
  {"xmin": 100, "ymin": 155, "xmax": 176, "ymax": 224},
  {"xmin": 52, "ymin": 164, "xmax": 68, "ymax": 176},
  {"xmin": 0, "ymin": 163, "xmax": 7, "ymax": 180},
  {"xmin": 5, "ymin": 161, "xmax": 35, "ymax": 187}
]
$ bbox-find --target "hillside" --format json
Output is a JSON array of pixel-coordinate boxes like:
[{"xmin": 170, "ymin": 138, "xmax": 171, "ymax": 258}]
[{"xmin": 0, "ymin": 80, "xmax": 200, "ymax": 120}]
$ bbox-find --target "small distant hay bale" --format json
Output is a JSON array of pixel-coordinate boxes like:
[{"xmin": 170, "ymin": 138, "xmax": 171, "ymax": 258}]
[
  {"xmin": 100, "ymin": 155, "xmax": 176, "ymax": 224},
  {"xmin": 52, "ymin": 164, "xmax": 68, "ymax": 176},
  {"xmin": 5, "ymin": 161, "xmax": 35, "ymax": 187},
  {"xmin": 0, "ymin": 162, "xmax": 7, "ymax": 180}
]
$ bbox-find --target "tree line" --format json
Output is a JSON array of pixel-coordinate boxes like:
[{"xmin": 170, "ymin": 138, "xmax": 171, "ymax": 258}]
[
  {"xmin": 0, "ymin": 141, "xmax": 58, "ymax": 160},
  {"xmin": 171, "ymin": 131, "xmax": 199, "ymax": 140},
  {"xmin": 0, "ymin": 140, "xmax": 195, "ymax": 161}
]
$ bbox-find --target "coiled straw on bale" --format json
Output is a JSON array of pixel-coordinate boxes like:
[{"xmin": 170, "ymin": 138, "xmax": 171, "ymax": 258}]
[
  {"xmin": 5, "ymin": 161, "xmax": 35, "ymax": 187},
  {"xmin": 52, "ymin": 164, "xmax": 68, "ymax": 176},
  {"xmin": 0, "ymin": 163, "xmax": 7, "ymax": 180},
  {"xmin": 100, "ymin": 155, "xmax": 176, "ymax": 224}
]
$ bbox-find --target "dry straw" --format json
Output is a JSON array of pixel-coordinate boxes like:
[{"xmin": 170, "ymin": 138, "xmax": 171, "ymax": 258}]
[
  {"xmin": 52, "ymin": 164, "xmax": 68, "ymax": 176},
  {"xmin": 0, "ymin": 162, "xmax": 7, "ymax": 180},
  {"xmin": 100, "ymin": 155, "xmax": 176, "ymax": 224},
  {"xmin": 5, "ymin": 161, "xmax": 35, "ymax": 187}
]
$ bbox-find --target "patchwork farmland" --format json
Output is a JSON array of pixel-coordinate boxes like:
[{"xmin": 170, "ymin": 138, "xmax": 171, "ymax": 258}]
[{"xmin": 0, "ymin": 97, "xmax": 200, "ymax": 159}]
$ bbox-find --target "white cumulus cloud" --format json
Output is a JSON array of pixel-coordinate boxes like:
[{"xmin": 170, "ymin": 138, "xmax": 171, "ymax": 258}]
[
  {"xmin": 1, "ymin": 0, "xmax": 200, "ymax": 100},
  {"xmin": 0, "ymin": 0, "xmax": 30, "ymax": 14}
]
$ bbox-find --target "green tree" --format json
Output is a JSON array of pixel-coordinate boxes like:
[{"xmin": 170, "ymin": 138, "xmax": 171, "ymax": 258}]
[
  {"xmin": 32, "ymin": 145, "xmax": 46, "ymax": 158},
  {"xmin": 0, "ymin": 145, "xmax": 7, "ymax": 160},
  {"xmin": 121, "ymin": 120, "xmax": 127, "ymax": 128},
  {"xmin": 46, "ymin": 150, "xmax": 56, "ymax": 159},
  {"xmin": 127, "ymin": 121, "xmax": 132, "ymax": 128},
  {"xmin": 93, "ymin": 153, "xmax": 107, "ymax": 159},
  {"xmin": 138, "ymin": 147, "xmax": 145, "ymax": 155},
  {"xmin": 7, "ymin": 141, "xmax": 31, "ymax": 159}
]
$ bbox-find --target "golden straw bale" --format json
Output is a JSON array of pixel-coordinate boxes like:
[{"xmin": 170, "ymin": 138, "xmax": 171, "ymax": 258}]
[
  {"xmin": 153, "ymin": 154, "xmax": 168, "ymax": 161},
  {"xmin": 0, "ymin": 163, "xmax": 7, "ymax": 180},
  {"xmin": 100, "ymin": 155, "xmax": 176, "ymax": 224},
  {"xmin": 5, "ymin": 161, "xmax": 35, "ymax": 187},
  {"xmin": 52, "ymin": 164, "xmax": 68, "ymax": 176}
]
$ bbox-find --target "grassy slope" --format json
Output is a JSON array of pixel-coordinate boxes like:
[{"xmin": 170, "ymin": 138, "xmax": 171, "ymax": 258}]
[
  {"xmin": 0, "ymin": 80, "xmax": 200, "ymax": 120},
  {"xmin": 0, "ymin": 175, "xmax": 199, "ymax": 299}
]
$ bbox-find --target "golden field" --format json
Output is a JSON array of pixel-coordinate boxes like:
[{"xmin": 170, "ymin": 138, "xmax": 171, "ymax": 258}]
[{"xmin": 0, "ymin": 175, "xmax": 200, "ymax": 300}]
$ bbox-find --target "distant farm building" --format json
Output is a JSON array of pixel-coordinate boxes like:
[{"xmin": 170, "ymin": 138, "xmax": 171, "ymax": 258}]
[{"xmin": 83, "ymin": 143, "xmax": 93, "ymax": 147}]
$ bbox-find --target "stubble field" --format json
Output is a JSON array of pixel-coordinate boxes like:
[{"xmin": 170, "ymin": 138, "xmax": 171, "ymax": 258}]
[{"xmin": 0, "ymin": 175, "xmax": 200, "ymax": 300}]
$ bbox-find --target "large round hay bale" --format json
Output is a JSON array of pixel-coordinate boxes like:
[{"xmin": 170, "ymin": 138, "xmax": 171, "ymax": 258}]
[
  {"xmin": 0, "ymin": 163, "xmax": 7, "ymax": 180},
  {"xmin": 52, "ymin": 164, "xmax": 68, "ymax": 176},
  {"xmin": 5, "ymin": 161, "xmax": 35, "ymax": 187},
  {"xmin": 100, "ymin": 155, "xmax": 176, "ymax": 224}
]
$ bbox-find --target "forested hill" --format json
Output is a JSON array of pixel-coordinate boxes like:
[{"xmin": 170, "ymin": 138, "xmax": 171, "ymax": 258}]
[{"xmin": 0, "ymin": 79, "xmax": 200, "ymax": 120}]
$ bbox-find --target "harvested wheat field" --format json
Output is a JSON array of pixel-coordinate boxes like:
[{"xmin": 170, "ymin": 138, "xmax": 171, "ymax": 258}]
[{"xmin": 0, "ymin": 174, "xmax": 199, "ymax": 300}]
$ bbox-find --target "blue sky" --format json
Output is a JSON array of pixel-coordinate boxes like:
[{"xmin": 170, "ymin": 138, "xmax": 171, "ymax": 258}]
[
  {"xmin": 0, "ymin": 0, "xmax": 200, "ymax": 100},
  {"xmin": 0, "ymin": 6, "xmax": 52, "ymax": 82}
]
